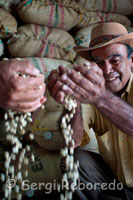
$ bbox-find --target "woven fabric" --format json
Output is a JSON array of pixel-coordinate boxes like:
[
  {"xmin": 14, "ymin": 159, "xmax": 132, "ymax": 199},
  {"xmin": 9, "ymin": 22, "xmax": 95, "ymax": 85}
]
[
  {"xmin": 0, "ymin": 8, "xmax": 17, "ymax": 38},
  {"xmin": 8, "ymin": 24, "xmax": 76, "ymax": 62},
  {"xmin": 0, "ymin": 57, "xmax": 72, "ymax": 151},
  {"xmin": 16, "ymin": 0, "xmax": 83, "ymax": 31},
  {"xmin": 127, "ymin": 26, "xmax": 133, "ymax": 33},
  {"xmin": 76, "ymin": 11, "xmax": 131, "ymax": 29},
  {"xmin": 74, "ymin": 55, "xmax": 88, "ymax": 65},
  {"xmin": 20, "ymin": 146, "xmax": 61, "ymax": 182},
  {"xmin": 74, "ymin": 24, "xmax": 97, "ymax": 47},
  {"xmin": 11, "ymin": 145, "xmax": 62, "ymax": 198},
  {"xmin": 0, "ymin": 0, "xmax": 21, "ymax": 12},
  {"xmin": 74, "ymin": 24, "xmax": 133, "ymax": 49},
  {"xmin": 23, "ymin": 57, "xmax": 72, "ymax": 150},
  {"xmin": 77, "ymin": 0, "xmax": 133, "ymax": 15}
]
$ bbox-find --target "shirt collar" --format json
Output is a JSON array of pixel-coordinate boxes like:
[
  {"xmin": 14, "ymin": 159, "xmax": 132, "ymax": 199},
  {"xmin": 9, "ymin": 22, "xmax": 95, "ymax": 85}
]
[{"xmin": 121, "ymin": 73, "xmax": 133, "ymax": 102}]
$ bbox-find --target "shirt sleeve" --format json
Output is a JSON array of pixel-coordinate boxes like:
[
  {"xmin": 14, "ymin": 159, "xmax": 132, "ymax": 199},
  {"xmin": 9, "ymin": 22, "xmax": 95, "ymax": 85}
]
[{"xmin": 80, "ymin": 104, "xmax": 96, "ymax": 146}]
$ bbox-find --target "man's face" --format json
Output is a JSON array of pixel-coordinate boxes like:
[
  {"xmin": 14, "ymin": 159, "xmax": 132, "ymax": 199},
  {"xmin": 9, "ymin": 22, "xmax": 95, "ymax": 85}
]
[{"xmin": 91, "ymin": 43, "xmax": 133, "ymax": 93}]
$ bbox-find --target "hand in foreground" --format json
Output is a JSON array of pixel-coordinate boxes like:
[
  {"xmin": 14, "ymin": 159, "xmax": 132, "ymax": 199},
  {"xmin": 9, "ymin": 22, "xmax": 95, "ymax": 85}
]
[
  {"xmin": 0, "ymin": 59, "xmax": 47, "ymax": 112},
  {"xmin": 48, "ymin": 66, "xmax": 67, "ymax": 104},
  {"xmin": 59, "ymin": 62, "xmax": 105, "ymax": 105}
]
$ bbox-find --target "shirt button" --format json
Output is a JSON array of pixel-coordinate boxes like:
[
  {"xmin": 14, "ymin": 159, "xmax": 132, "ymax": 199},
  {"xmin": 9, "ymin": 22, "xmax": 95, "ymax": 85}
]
[{"xmin": 44, "ymin": 131, "xmax": 53, "ymax": 140}]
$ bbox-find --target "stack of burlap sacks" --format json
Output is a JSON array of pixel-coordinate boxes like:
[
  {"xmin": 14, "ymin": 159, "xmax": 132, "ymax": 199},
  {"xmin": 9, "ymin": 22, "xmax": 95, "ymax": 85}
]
[{"xmin": 0, "ymin": 0, "xmax": 133, "ymax": 198}]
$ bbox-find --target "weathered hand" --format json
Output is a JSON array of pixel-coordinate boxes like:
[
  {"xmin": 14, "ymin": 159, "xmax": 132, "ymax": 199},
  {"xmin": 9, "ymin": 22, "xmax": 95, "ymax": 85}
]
[
  {"xmin": 0, "ymin": 59, "xmax": 47, "ymax": 112},
  {"xmin": 60, "ymin": 62, "xmax": 106, "ymax": 105},
  {"xmin": 48, "ymin": 66, "xmax": 67, "ymax": 104}
]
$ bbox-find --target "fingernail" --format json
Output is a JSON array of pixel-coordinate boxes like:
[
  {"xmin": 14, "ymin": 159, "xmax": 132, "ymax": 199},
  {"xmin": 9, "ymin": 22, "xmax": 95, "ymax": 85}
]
[
  {"xmin": 84, "ymin": 62, "xmax": 90, "ymax": 66},
  {"xmin": 62, "ymin": 85, "xmax": 68, "ymax": 90},
  {"xmin": 40, "ymin": 97, "xmax": 47, "ymax": 103},
  {"xmin": 84, "ymin": 62, "xmax": 91, "ymax": 69},
  {"xmin": 61, "ymin": 74, "xmax": 67, "ymax": 81},
  {"xmin": 33, "ymin": 68, "xmax": 40, "ymax": 74}
]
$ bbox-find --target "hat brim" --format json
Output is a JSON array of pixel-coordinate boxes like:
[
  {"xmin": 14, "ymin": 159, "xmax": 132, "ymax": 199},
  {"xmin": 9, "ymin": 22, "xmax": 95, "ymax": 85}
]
[{"xmin": 74, "ymin": 33, "xmax": 133, "ymax": 61}]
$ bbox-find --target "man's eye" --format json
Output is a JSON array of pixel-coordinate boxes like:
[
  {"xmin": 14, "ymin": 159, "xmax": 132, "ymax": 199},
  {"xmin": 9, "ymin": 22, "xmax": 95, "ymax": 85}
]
[{"xmin": 111, "ymin": 59, "xmax": 120, "ymax": 64}]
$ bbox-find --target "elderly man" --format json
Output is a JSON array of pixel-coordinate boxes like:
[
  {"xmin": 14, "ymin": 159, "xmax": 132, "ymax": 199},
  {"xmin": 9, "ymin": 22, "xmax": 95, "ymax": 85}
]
[{"xmin": 48, "ymin": 22, "xmax": 133, "ymax": 200}]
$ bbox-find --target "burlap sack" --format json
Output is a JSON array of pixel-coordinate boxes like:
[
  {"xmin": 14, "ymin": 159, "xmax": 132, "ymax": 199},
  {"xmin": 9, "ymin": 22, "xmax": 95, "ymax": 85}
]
[
  {"xmin": 6, "ymin": 145, "xmax": 62, "ymax": 199},
  {"xmin": 74, "ymin": 55, "xmax": 88, "ymax": 65},
  {"xmin": 0, "ymin": 39, "xmax": 4, "ymax": 56},
  {"xmin": 74, "ymin": 24, "xmax": 97, "ymax": 47},
  {"xmin": 0, "ymin": 0, "xmax": 21, "ymax": 12},
  {"xmin": 0, "ymin": 8, "xmax": 17, "ymax": 38},
  {"xmin": 127, "ymin": 26, "xmax": 133, "ymax": 33},
  {"xmin": 76, "ymin": 11, "xmax": 131, "ymax": 29},
  {"xmin": 0, "ymin": 58, "xmax": 72, "ymax": 150},
  {"xmin": 74, "ymin": 24, "xmax": 133, "ymax": 48},
  {"xmin": 16, "ymin": 0, "xmax": 84, "ymax": 31},
  {"xmin": 8, "ymin": 24, "xmax": 76, "ymax": 61},
  {"xmin": 76, "ymin": 0, "xmax": 133, "ymax": 15},
  {"xmin": 24, "ymin": 57, "xmax": 72, "ymax": 150}
]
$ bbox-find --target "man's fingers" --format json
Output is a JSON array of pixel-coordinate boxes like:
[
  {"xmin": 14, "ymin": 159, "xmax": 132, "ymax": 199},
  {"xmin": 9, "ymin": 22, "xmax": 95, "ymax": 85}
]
[
  {"xmin": 62, "ymin": 84, "xmax": 83, "ymax": 101},
  {"xmin": 55, "ymin": 91, "xmax": 65, "ymax": 104},
  {"xmin": 12, "ymin": 60, "xmax": 41, "ymax": 76},
  {"xmin": 7, "ymin": 98, "xmax": 44, "ymax": 113},
  {"xmin": 73, "ymin": 65, "xmax": 103, "ymax": 86},
  {"xmin": 61, "ymin": 74, "xmax": 78, "ymax": 90},
  {"xmin": 47, "ymin": 73, "xmax": 59, "ymax": 91},
  {"xmin": 49, "ymin": 80, "xmax": 63, "ymax": 98},
  {"xmin": 9, "ymin": 84, "xmax": 46, "ymax": 102},
  {"xmin": 74, "ymin": 62, "xmax": 103, "ymax": 76},
  {"xmin": 40, "ymin": 96, "xmax": 47, "ymax": 104},
  {"xmin": 48, "ymin": 69, "xmax": 59, "ymax": 81},
  {"xmin": 61, "ymin": 69, "xmax": 94, "ymax": 92},
  {"xmin": 58, "ymin": 66, "xmax": 68, "ymax": 75},
  {"xmin": 11, "ymin": 75, "xmax": 45, "ymax": 91}
]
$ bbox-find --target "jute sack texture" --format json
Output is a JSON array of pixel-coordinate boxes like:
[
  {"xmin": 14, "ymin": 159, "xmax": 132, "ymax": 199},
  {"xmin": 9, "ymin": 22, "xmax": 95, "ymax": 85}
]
[
  {"xmin": 76, "ymin": 11, "xmax": 131, "ymax": 29},
  {"xmin": 74, "ymin": 24, "xmax": 133, "ymax": 47},
  {"xmin": 74, "ymin": 24, "xmax": 97, "ymax": 47},
  {"xmin": 11, "ymin": 145, "xmax": 62, "ymax": 198},
  {"xmin": 127, "ymin": 27, "xmax": 133, "ymax": 33},
  {"xmin": 24, "ymin": 57, "xmax": 72, "ymax": 150},
  {"xmin": 0, "ymin": 0, "xmax": 21, "ymax": 12},
  {"xmin": 76, "ymin": 0, "xmax": 133, "ymax": 15},
  {"xmin": 0, "ymin": 39, "xmax": 4, "ymax": 56},
  {"xmin": 74, "ymin": 55, "xmax": 88, "ymax": 65},
  {"xmin": 0, "ymin": 8, "xmax": 17, "ymax": 38},
  {"xmin": 8, "ymin": 24, "xmax": 76, "ymax": 61},
  {"xmin": 16, "ymin": 0, "xmax": 83, "ymax": 31},
  {"xmin": 0, "ymin": 57, "xmax": 72, "ymax": 150}
]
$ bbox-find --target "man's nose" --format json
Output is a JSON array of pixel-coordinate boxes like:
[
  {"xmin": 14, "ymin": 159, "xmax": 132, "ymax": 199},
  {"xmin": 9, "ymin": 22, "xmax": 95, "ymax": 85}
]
[{"xmin": 103, "ymin": 62, "xmax": 113, "ymax": 74}]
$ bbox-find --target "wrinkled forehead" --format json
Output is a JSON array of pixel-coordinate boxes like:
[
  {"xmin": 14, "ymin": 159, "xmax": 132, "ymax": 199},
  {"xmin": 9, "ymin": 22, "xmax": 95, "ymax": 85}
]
[{"xmin": 91, "ymin": 43, "xmax": 128, "ymax": 60}]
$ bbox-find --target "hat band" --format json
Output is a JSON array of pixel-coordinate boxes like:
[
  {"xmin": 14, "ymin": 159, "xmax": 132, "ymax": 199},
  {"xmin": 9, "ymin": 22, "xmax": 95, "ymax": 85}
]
[{"xmin": 90, "ymin": 35, "xmax": 121, "ymax": 47}]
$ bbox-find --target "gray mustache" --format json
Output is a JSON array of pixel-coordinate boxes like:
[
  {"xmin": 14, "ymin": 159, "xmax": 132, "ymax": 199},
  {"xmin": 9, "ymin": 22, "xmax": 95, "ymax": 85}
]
[{"xmin": 104, "ymin": 72, "xmax": 120, "ymax": 79}]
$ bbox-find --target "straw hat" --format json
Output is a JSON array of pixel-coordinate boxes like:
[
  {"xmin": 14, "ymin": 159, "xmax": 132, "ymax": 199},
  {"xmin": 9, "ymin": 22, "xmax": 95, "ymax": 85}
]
[{"xmin": 74, "ymin": 22, "xmax": 133, "ymax": 60}]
